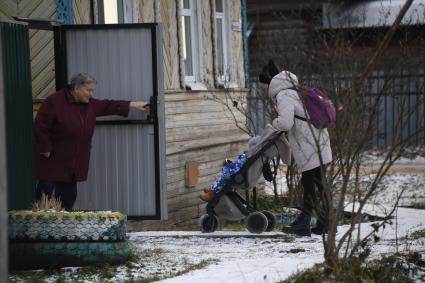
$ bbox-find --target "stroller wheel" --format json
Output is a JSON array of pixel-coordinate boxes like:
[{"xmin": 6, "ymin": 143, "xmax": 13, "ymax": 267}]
[
  {"xmin": 262, "ymin": 210, "xmax": 276, "ymax": 232},
  {"xmin": 199, "ymin": 214, "xmax": 218, "ymax": 233},
  {"xmin": 233, "ymin": 173, "xmax": 244, "ymax": 185},
  {"xmin": 246, "ymin": 212, "xmax": 268, "ymax": 234}
]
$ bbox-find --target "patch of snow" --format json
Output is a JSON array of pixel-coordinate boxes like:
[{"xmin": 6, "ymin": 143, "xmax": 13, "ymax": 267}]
[
  {"xmin": 9, "ymin": 150, "xmax": 425, "ymax": 283},
  {"xmin": 128, "ymin": 206, "xmax": 425, "ymax": 283},
  {"xmin": 362, "ymin": 148, "xmax": 425, "ymax": 165}
]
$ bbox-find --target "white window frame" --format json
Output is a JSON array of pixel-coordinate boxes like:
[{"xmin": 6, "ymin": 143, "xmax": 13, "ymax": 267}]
[
  {"xmin": 96, "ymin": 0, "xmax": 139, "ymax": 24},
  {"xmin": 214, "ymin": 0, "xmax": 230, "ymax": 84},
  {"xmin": 181, "ymin": 0, "xmax": 200, "ymax": 83}
]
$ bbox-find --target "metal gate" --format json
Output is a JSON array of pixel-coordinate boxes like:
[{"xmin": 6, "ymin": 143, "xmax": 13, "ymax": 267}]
[
  {"xmin": 1, "ymin": 22, "xmax": 36, "ymax": 210},
  {"xmin": 54, "ymin": 24, "xmax": 166, "ymax": 219}
]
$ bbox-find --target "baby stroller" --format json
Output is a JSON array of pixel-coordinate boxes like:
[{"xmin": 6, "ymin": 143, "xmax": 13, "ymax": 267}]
[{"xmin": 199, "ymin": 125, "xmax": 291, "ymax": 234}]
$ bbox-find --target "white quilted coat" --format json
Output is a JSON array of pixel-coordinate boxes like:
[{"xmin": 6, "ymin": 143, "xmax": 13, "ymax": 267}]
[{"xmin": 268, "ymin": 71, "xmax": 332, "ymax": 172}]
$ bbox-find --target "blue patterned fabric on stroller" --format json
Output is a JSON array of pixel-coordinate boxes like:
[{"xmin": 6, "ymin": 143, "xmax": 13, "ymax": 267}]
[{"xmin": 199, "ymin": 125, "xmax": 291, "ymax": 233}]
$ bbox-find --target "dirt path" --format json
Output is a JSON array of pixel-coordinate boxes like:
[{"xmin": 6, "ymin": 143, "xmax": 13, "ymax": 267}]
[
  {"xmin": 356, "ymin": 164, "xmax": 425, "ymax": 174},
  {"xmin": 278, "ymin": 164, "xmax": 425, "ymax": 174}
]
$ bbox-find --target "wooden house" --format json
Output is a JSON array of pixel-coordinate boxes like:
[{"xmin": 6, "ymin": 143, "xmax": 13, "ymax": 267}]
[
  {"xmin": 246, "ymin": 0, "xmax": 425, "ymax": 148},
  {"xmin": 0, "ymin": 0, "xmax": 249, "ymax": 229}
]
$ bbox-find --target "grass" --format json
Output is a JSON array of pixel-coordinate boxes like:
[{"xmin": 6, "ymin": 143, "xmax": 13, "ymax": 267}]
[
  {"xmin": 220, "ymin": 194, "xmax": 300, "ymax": 231},
  {"xmin": 9, "ymin": 245, "xmax": 218, "ymax": 283},
  {"xmin": 282, "ymin": 252, "xmax": 424, "ymax": 283},
  {"xmin": 256, "ymin": 194, "xmax": 298, "ymax": 215},
  {"xmin": 221, "ymin": 222, "xmax": 246, "ymax": 231},
  {"xmin": 410, "ymin": 202, "xmax": 425, "ymax": 209},
  {"xmin": 123, "ymin": 276, "xmax": 162, "ymax": 283},
  {"xmin": 174, "ymin": 259, "xmax": 218, "ymax": 276},
  {"xmin": 222, "ymin": 221, "xmax": 289, "ymax": 232},
  {"xmin": 410, "ymin": 229, "xmax": 425, "ymax": 240}
]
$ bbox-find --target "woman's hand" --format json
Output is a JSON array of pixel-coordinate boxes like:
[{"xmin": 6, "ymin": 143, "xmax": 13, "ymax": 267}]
[{"xmin": 129, "ymin": 101, "xmax": 150, "ymax": 110}]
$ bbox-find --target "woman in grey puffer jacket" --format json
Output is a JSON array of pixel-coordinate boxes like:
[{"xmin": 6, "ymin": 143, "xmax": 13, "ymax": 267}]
[{"xmin": 260, "ymin": 62, "xmax": 332, "ymax": 236}]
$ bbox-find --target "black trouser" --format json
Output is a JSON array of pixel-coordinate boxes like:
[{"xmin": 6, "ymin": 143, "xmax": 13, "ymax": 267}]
[
  {"xmin": 301, "ymin": 166, "xmax": 328, "ymax": 217},
  {"xmin": 36, "ymin": 179, "xmax": 77, "ymax": 211}
]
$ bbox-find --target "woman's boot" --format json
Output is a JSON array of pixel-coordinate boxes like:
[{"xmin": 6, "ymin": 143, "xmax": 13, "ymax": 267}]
[
  {"xmin": 282, "ymin": 212, "xmax": 311, "ymax": 237},
  {"xmin": 311, "ymin": 219, "xmax": 337, "ymax": 235},
  {"xmin": 311, "ymin": 220, "xmax": 326, "ymax": 235}
]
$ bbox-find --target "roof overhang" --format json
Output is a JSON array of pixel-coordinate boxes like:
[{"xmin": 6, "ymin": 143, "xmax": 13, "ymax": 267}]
[
  {"xmin": 323, "ymin": 0, "xmax": 425, "ymax": 28},
  {"xmin": 12, "ymin": 17, "xmax": 62, "ymax": 30}
]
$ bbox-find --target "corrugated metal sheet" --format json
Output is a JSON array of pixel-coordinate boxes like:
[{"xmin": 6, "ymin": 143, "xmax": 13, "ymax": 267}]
[
  {"xmin": 1, "ymin": 22, "xmax": 36, "ymax": 209},
  {"xmin": 81, "ymin": 125, "xmax": 157, "ymax": 215},
  {"xmin": 368, "ymin": 71, "xmax": 425, "ymax": 148},
  {"xmin": 56, "ymin": 24, "xmax": 166, "ymax": 218}
]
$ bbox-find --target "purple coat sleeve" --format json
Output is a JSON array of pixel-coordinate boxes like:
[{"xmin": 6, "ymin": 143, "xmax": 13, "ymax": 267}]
[{"xmin": 93, "ymin": 98, "xmax": 131, "ymax": 117}]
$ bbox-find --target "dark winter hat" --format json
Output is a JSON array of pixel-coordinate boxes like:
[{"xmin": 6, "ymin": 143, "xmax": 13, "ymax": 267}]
[{"xmin": 259, "ymin": 59, "xmax": 279, "ymax": 84}]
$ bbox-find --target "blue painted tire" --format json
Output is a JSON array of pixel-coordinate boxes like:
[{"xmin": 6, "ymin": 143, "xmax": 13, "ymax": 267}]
[{"xmin": 9, "ymin": 241, "xmax": 129, "ymax": 270}]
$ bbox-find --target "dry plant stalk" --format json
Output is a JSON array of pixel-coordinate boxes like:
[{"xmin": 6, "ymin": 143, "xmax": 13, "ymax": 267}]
[
  {"xmin": 32, "ymin": 193, "xmax": 63, "ymax": 211},
  {"xmin": 215, "ymin": 0, "xmax": 422, "ymax": 270}
]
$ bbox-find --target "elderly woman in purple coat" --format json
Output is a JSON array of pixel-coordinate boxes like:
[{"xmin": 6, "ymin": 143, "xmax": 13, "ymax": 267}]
[{"xmin": 34, "ymin": 73, "xmax": 149, "ymax": 210}]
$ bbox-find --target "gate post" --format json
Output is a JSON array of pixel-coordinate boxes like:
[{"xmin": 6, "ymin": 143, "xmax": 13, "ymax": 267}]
[{"xmin": 0, "ymin": 21, "xmax": 9, "ymax": 283}]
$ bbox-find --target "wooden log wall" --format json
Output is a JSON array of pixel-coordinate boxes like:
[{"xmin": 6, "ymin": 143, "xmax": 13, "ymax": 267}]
[
  {"xmin": 157, "ymin": 0, "xmax": 180, "ymax": 89},
  {"xmin": 130, "ymin": 86, "xmax": 250, "ymax": 230},
  {"xmin": 127, "ymin": 0, "xmax": 250, "ymax": 230}
]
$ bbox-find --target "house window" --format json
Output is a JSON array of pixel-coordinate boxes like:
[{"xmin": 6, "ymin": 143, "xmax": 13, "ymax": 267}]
[
  {"xmin": 181, "ymin": 0, "xmax": 198, "ymax": 82},
  {"xmin": 215, "ymin": 0, "xmax": 229, "ymax": 83},
  {"xmin": 97, "ymin": 0, "xmax": 138, "ymax": 24},
  {"xmin": 103, "ymin": 0, "xmax": 120, "ymax": 23}
]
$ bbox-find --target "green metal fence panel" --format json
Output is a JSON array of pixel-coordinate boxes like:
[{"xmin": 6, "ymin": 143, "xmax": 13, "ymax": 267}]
[{"xmin": 1, "ymin": 22, "xmax": 35, "ymax": 210}]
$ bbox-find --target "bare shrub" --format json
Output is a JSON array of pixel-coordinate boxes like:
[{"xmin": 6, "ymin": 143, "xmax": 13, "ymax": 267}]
[{"xmin": 32, "ymin": 193, "xmax": 63, "ymax": 211}]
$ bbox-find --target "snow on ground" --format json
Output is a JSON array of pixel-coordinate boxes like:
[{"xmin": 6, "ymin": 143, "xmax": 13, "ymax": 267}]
[
  {"xmin": 126, "ymin": 206, "xmax": 425, "ymax": 283},
  {"xmin": 8, "ymin": 152, "xmax": 425, "ymax": 283},
  {"xmin": 124, "ymin": 154, "xmax": 425, "ymax": 283},
  {"xmin": 362, "ymin": 148, "xmax": 425, "ymax": 165},
  {"xmin": 124, "ymin": 176, "xmax": 425, "ymax": 282},
  {"xmin": 128, "ymin": 231, "xmax": 323, "ymax": 283},
  {"xmin": 266, "ymin": 150, "xmax": 425, "ymax": 197},
  {"xmin": 369, "ymin": 173, "xmax": 425, "ymax": 206}
]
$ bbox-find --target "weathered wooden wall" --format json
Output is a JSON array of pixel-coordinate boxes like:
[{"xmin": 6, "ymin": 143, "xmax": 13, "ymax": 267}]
[
  {"xmin": 0, "ymin": 0, "xmax": 248, "ymax": 230},
  {"xmin": 161, "ymin": 90, "xmax": 249, "ymax": 228},
  {"xmin": 0, "ymin": 0, "xmax": 92, "ymax": 100},
  {"xmin": 130, "ymin": 0, "xmax": 249, "ymax": 229},
  {"xmin": 73, "ymin": 0, "xmax": 93, "ymax": 24},
  {"xmin": 139, "ymin": 0, "xmax": 155, "ymax": 22},
  {"xmin": 0, "ymin": 0, "xmax": 56, "ymax": 99},
  {"xmin": 158, "ymin": 0, "xmax": 180, "ymax": 90},
  {"xmin": 230, "ymin": 0, "xmax": 245, "ymax": 86}
]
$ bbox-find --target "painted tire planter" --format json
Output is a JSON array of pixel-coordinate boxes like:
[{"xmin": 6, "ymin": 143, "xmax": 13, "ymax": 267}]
[
  {"xmin": 8, "ymin": 210, "xmax": 129, "ymax": 270},
  {"xmin": 9, "ymin": 241, "xmax": 130, "ymax": 270},
  {"xmin": 9, "ymin": 210, "xmax": 127, "ymax": 241}
]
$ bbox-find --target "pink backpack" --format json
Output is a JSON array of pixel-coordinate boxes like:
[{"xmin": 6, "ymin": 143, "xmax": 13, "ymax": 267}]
[{"xmin": 292, "ymin": 87, "xmax": 336, "ymax": 129}]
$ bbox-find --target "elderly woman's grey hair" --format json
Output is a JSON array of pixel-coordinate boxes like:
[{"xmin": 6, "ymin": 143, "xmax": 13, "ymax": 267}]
[{"xmin": 68, "ymin": 73, "xmax": 97, "ymax": 90}]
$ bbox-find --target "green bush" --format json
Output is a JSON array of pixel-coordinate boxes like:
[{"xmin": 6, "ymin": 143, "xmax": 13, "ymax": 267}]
[{"xmin": 256, "ymin": 195, "xmax": 298, "ymax": 215}]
